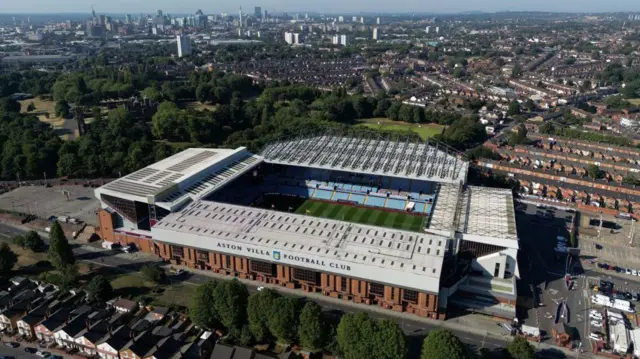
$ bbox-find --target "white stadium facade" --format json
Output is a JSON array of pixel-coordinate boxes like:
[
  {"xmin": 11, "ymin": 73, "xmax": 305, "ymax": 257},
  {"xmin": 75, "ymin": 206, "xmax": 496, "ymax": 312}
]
[{"xmin": 95, "ymin": 132, "xmax": 520, "ymax": 320}]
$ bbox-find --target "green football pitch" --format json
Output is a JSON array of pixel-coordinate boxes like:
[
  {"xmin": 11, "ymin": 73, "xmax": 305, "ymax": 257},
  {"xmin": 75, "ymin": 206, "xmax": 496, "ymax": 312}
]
[{"xmin": 295, "ymin": 200, "xmax": 426, "ymax": 232}]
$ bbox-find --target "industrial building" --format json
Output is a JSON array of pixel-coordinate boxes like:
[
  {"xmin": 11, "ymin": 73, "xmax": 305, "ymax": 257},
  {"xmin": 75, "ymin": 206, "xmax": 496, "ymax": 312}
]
[{"xmin": 94, "ymin": 132, "xmax": 519, "ymax": 320}]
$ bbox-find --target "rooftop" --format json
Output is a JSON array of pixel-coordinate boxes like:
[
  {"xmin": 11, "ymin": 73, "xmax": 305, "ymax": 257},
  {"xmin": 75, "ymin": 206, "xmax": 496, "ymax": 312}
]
[
  {"xmin": 152, "ymin": 201, "xmax": 447, "ymax": 294},
  {"xmin": 458, "ymin": 186, "xmax": 519, "ymax": 248},
  {"xmin": 95, "ymin": 147, "xmax": 262, "ymax": 209},
  {"xmin": 261, "ymin": 132, "xmax": 468, "ymax": 184}
]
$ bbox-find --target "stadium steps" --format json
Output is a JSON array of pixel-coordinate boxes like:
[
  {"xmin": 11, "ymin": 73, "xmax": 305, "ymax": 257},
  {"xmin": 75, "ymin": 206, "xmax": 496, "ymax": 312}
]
[
  {"xmin": 311, "ymin": 188, "xmax": 318, "ymax": 197},
  {"xmin": 363, "ymin": 194, "xmax": 369, "ymax": 204},
  {"xmin": 384, "ymin": 197, "xmax": 389, "ymax": 207},
  {"xmin": 330, "ymin": 190, "xmax": 337, "ymax": 200}
]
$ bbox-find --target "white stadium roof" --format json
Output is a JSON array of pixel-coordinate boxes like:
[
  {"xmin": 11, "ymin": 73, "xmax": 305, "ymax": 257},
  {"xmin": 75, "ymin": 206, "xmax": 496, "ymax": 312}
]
[
  {"xmin": 95, "ymin": 147, "xmax": 262, "ymax": 211},
  {"xmin": 152, "ymin": 201, "xmax": 447, "ymax": 294},
  {"xmin": 458, "ymin": 186, "xmax": 519, "ymax": 249},
  {"xmin": 261, "ymin": 133, "xmax": 468, "ymax": 184}
]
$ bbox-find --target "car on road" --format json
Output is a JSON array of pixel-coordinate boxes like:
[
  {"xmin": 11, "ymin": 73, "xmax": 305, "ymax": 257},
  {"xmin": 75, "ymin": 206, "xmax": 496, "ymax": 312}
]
[
  {"xmin": 614, "ymin": 292, "xmax": 627, "ymax": 300},
  {"xmin": 49, "ymin": 355, "xmax": 63, "ymax": 359},
  {"xmin": 257, "ymin": 286, "xmax": 265, "ymax": 291},
  {"xmin": 4, "ymin": 342, "xmax": 19, "ymax": 348},
  {"xmin": 169, "ymin": 268, "xmax": 186, "ymax": 275},
  {"xmin": 591, "ymin": 321, "xmax": 602, "ymax": 328},
  {"xmin": 35, "ymin": 351, "xmax": 51, "ymax": 358},
  {"xmin": 0, "ymin": 356, "xmax": 16, "ymax": 359},
  {"xmin": 24, "ymin": 347, "xmax": 37, "ymax": 354},
  {"xmin": 627, "ymin": 269, "xmax": 633, "ymax": 275},
  {"xmin": 595, "ymin": 244, "xmax": 603, "ymax": 250},
  {"xmin": 633, "ymin": 270, "xmax": 638, "ymax": 276}
]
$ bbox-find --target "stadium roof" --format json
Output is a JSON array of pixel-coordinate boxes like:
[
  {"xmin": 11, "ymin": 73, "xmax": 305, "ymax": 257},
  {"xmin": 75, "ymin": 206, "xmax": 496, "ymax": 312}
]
[
  {"xmin": 260, "ymin": 133, "xmax": 468, "ymax": 184},
  {"xmin": 152, "ymin": 201, "xmax": 447, "ymax": 294},
  {"xmin": 95, "ymin": 148, "xmax": 262, "ymax": 210},
  {"xmin": 458, "ymin": 186, "xmax": 519, "ymax": 249}
]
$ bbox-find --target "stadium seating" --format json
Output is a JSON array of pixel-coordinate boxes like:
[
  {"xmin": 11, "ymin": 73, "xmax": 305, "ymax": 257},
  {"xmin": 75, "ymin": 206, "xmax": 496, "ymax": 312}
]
[
  {"xmin": 349, "ymin": 193, "xmax": 366, "ymax": 204},
  {"xmin": 333, "ymin": 192, "xmax": 349, "ymax": 201},
  {"xmin": 366, "ymin": 195, "xmax": 386, "ymax": 207},
  {"xmin": 414, "ymin": 202, "xmax": 426, "ymax": 213},
  {"xmin": 314, "ymin": 189, "xmax": 333, "ymax": 200},
  {"xmin": 386, "ymin": 198, "xmax": 407, "ymax": 210}
]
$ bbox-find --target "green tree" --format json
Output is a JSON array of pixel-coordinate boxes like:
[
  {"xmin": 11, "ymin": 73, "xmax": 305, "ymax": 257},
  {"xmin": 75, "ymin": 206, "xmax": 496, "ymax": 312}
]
[
  {"xmin": 507, "ymin": 101, "xmax": 520, "ymax": 116},
  {"xmin": 13, "ymin": 231, "xmax": 44, "ymax": 252},
  {"xmin": 141, "ymin": 265, "xmax": 166, "ymax": 284},
  {"xmin": 189, "ymin": 281, "xmax": 219, "ymax": 329},
  {"xmin": 86, "ymin": 275, "xmax": 113, "ymax": 303},
  {"xmin": 587, "ymin": 164, "xmax": 602, "ymax": 179},
  {"xmin": 507, "ymin": 336, "xmax": 535, "ymax": 359},
  {"xmin": 213, "ymin": 279, "xmax": 249, "ymax": 336},
  {"xmin": 141, "ymin": 87, "xmax": 163, "ymax": 102},
  {"xmin": 507, "ymin": 124, "xmax": 528, "ymax": 146},
  {"xmin": 268, "ymin": 296, "xmax": 302, "ymax": 344},
  {"xmin": 298, "ymin": 302, "xmax": 329, "ymax": 352},
  {"xmin": 420, "ymin": 329, "xmax": 466, "ymax": 359},
  {"xmin": 247, "ymin": 288, "xmax": 280, "ymax": 342},
  {"xmin": 337, "ymin": 312, "xmax": 376, "ymax": 359},
  {"xmin": 54, "ymin": 100, "xmax": 70, "ymax": 118},
  {"xmin": 48, "ymin": 221, "xmax": 75, "ymax": 269},
  {"xmin": 374, "ymin": 319, "xmax": 407, "ymax": 359},
  {"xmin": 0, "ymin": 98, "xmax": 21, "ymax": 113},
  {"xmin": 0, "ymin": 243, "xmax": 18, "ymax": 279},
  {"xmin": 59, "ymin": 264, "xmax": 79, "ymax": 291},
  {"xmin": 239, "ymin": 324, "xmax": 254, "ymax": 347}
]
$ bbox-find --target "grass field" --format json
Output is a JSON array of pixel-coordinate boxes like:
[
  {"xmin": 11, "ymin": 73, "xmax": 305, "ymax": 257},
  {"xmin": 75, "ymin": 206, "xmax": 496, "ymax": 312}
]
[
  {"xmin": 629, "ymin": 99, "xmax": 640, "ymax": 106},
  {"xmin": 356, "ymin": 118, "xmax": 445, "ymax": 140},
  {"xmin": 295, "ymin": 199, "xmax": 425, "ymax": 232}
]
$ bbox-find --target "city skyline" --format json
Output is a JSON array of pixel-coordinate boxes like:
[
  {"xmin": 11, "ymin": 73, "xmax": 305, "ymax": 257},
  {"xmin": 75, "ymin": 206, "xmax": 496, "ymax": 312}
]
[{"xmin": 2, "ymin": 0, "xmax": 640, "ymax": 15}]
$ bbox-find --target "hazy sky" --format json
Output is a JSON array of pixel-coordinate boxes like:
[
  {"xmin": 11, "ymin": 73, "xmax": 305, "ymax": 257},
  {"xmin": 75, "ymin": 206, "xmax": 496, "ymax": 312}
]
[{"xmin": 2, "ymin": 0, "xmax": 640, "ymax": 14}]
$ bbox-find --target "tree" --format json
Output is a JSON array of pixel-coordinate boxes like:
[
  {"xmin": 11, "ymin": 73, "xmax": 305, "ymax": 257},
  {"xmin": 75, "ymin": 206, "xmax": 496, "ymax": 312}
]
[
  {"xmin": 239, "ymin": 324, "xmax": 254, "ymax": 347},
  {"xmin": 27, "ymin": 102, "xmax": 36, "ymax": 112},
  {"xmin": 587, "ymin": 164, "xmax": 603, "ymax": 179},
  {"xmin": 298, "ymin": 302, "xmax": 329, "ymax": 352},
  {"xmin": 268, "ymin": 296, "xmax": 301, "ymax": 344},
  {"xmin": 0, "ymin": 98, "xmax": 21, "ymax": 113},
  {"xmin": 189, "ymin": 281, "xmax": 219, "ymax": 329},
  {"xmin": 59, "ymin": 264, "xmax": 79, "ymax": 291},
  {"xmin": 247, "ymin": 288, "xmax": 280, "ymax": 342},
  {"xmin": 213, "ymin": 279, "xmax": 249, "ymax": 336},
  {"xmin": 48, "ymin": 221, "xmax": 75, "ymax": 269},
  {"xmin": 507, "ymin": 336, "xmax": 535, "ymax": 359},
  {"xmin": 507, "ymin": 124, "xmax": 528, "ymax": 146},
  {"xmin": 86, "ymin": 275, "xmax": 113, "ymax": 303},
  {"xmin": 374, "ymin": 319, "xmax": 407, "ymax": 359},
  {"xmin": 54, "ymin": 100, "xmax": 70, "ymax": 118},
  {"xmin": 507, "ymin": 101, "xmax": 520, "ymax": 116},
  {"xmin": 337, "ymin": 312, "xmax": 377, "ymax": 359},
  {"xmin": 0, "ymin": 243, "xmax": 17, "ymax": 279},
  {"xmin": 420, "ymin": 329, "xmax": 466, "ymax": 359},
  {"xmin": 141, "ymin": 265, "xmax": 166, "ymax": 284},
  {"xmin": 13, "ymin": 231, "xmax": 44, "ymax": 252}
]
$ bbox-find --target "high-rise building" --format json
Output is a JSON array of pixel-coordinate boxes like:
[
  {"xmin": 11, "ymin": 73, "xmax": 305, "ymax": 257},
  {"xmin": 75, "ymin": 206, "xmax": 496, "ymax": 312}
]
[
  {"xmin": 360, "ymin": 16, "xmax": 364, "ymax": 24},
  {"xmin": 254, "ymin": 7, "xmax": 262, "ymax": 18},
  {"xmin": 177, "ymin": 35, "xmax": 192, "ymax": 58},
  {"xmin": 125, "ymin": 14, "xmax": 132, "ymax": 24},
  {"xmin": 425, "ymin": 26, "xmax": 430, "ymax": 33},
  {"xmin": 338, "ymin": 16, "xmax": 344, "ymax": 22},
  {"xmin": 373, "ymin": 27, "xmax": 378, "ymax": 40},
  {"xmin": 238, "ymin": 7, "xmax": 243, "ymax": 28},
  {"xmin": 435, "ymin": 26, "xmax": 440, "ymax": 34},
  {"xmin": 264, "ymin": 10, "xmax": 268, "ymax": 19},
  {"xmin": 376, "ymin": 17, "xmax": 380, "ymax": 25},
  {"xmin": 284, "ymin": 32, "xmax": 300, "ymax": 45},
  {"xmin": 333, "ymin": 34, "xmax": 348, "ymax": 46}
]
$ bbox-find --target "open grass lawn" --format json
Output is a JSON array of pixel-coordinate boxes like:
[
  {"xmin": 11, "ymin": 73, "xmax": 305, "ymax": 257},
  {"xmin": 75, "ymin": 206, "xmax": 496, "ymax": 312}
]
[
  {"xmin": 628, "ymin": 98, "xmax": 640, "ymax": 106},
  {"xmin": 19, "ymin": 96, "xmax": 66, "ymax": 127},
  {"xmin": 182, "ymin": 101, "xmax": 218, "ymax": 112},
  {"xmin": 356, "ymin": 118, "xmax": 445, "ymax": 141},
  {"xmin": 295, "ymin": 199, "xmax": 425, "ymax": 232},
  {"xmin": 110, "ymin": 272, "xmax": 197, "ymax": 308}
]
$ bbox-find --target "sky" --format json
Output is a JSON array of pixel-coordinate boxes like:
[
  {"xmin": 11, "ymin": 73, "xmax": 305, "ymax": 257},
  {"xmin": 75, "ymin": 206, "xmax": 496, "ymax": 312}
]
[{"xmin": 2, "ymin": 0, "xmax": 640, "ymax": 14}]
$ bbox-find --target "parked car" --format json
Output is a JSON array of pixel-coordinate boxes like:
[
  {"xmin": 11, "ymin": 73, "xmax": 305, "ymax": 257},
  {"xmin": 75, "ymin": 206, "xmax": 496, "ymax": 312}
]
[
  {"xmin": 35, "ymin": 352, "xmax": 51, "ymax": 358},
  {"xmin": 4, "ymin": 342, "xmax": 19, "ymax": 348},
  {"xmin": 24, "ymin": 348, "xmax": 37, "ymax": 354},
  {"xmin": 0, "ymin": 356, "xmax": 17, "ymax": 359},
  {"xmin": 595, "ymin": 244, "xmax": 603, "ymax": 250},
  {"xmin": 627, "ymin": 268, "xmax": 633, "ymax": 275},
  {"xmin": 591, "ymin": 321, "xmax": 602, "ymax": 328},
  {"xmin": 589, "ymin": 333, "xmax": 603, "ymax": 340}
]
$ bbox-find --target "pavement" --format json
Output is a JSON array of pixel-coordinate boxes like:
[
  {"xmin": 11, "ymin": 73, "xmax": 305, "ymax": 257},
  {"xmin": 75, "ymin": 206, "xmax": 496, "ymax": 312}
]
[{"xmin": 0, "ymin": 221, "xmax": 582, "ymax": 359}]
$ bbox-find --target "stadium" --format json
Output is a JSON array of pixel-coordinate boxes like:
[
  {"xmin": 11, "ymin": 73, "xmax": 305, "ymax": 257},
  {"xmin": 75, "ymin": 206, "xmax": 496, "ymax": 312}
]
[{"xmin": 95, "ymin": 131, "xmax": 519, "ymax": 320}]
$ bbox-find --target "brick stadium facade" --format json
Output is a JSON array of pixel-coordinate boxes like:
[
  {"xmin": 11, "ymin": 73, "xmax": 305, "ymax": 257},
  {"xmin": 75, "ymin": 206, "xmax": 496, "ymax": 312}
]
[{"xmin": 97, "ymin": 208, "xmax": 443, "ymax": 319}]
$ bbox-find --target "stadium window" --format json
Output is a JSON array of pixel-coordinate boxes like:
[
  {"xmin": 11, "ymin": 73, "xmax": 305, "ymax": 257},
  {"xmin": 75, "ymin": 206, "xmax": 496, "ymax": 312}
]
[
  {"xmin": 422, "ymin": 267, "xmax": 426, "ymax": 272},
  {"xmin": 391, "ymin": 261, "xmax": 395, "ymax": 266},
  {"xmin": 418, "ymin": 246, "xmax": 421, "ymax": 252},
  {"xmin": 403, "ymin": 289, "xmax": 418, "ymax": 302},
  {"xmin": 340, "ymin": 277, "xmax": 348, "ymax": 292},
  {"xmin": 432, "ymin": 268, "xmax": 436, "ymax": 274},
  {"xmin": 370, "ymin": 283, "xmax": 384, "ymax": 296},
  {"xmin": 406, "ymin": 245, "xmax": 410, "ymax": 250},
  {"xmin": 396, "ymin": 243, "xmax": 401, "ymax": 249},
  {"xmin": 293, "ymin": 268, "xmax": 318, "ymax": 283},
  {"xmin": 429, "ymin": 239, "xmax": 433, "ymax": 245},
  {"xmin": 427, "ymin": 248, "xmax": 430, "ymax": 254},
  {"xmin": 437, "ymin": 250, "xmax": 440, "ymax": 255},
  {"xmin": 362, "ymin": 256, "xmax": 367, "ymax": 261},
  {"xmin": 412, "ymin": 265, "xmax": 416, "ymax": 270},
  {"xmin": 388, "ymin": 242, "xmax": 391, "ymax": 247},
  {"xmin": 381, "ymin": 259, "xmax": 385, "ymax": 264}
]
